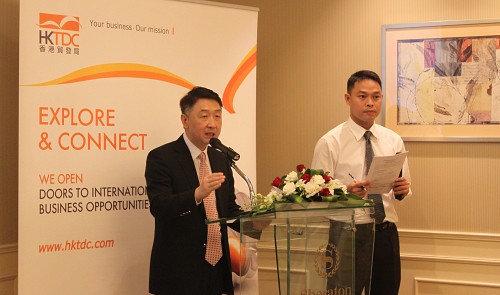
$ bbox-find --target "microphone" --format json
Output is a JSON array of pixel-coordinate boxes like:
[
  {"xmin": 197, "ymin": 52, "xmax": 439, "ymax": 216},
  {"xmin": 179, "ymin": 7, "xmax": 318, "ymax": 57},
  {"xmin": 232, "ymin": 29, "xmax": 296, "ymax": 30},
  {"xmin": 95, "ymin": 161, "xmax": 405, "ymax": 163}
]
[{"xmin": 209, "ymin": 138, "xmax": 240, "ymax": 161}]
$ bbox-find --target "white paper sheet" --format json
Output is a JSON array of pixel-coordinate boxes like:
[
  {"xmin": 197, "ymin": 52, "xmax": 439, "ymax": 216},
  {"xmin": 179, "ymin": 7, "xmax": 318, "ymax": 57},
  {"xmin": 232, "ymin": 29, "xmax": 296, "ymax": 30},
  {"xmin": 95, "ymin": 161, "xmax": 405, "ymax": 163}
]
[{"xmin": 365, "ymin": 151, "xmax": 408, "ymax": 194}]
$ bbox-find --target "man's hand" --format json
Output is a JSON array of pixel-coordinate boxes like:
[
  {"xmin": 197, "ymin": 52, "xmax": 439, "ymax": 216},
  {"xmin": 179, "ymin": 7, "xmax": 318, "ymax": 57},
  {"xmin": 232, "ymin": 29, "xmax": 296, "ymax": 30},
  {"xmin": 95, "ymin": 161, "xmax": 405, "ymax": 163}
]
[
  {"xmin": 392, "ymin": 177, "xmax": 410, "ymax": 197},
  {"xmin": 195, "ymin": 172, "xmax": 225, "ymax": 203},
  {"xmin": 347, "ymin": 180, "xmax": 370, "ymax": 198}
]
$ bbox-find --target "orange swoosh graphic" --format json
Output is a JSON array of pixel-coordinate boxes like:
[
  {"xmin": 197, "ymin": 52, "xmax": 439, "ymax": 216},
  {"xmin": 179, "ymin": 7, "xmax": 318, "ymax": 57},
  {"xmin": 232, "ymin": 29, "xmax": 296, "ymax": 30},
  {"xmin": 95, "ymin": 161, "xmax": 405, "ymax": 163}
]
[
  {"xmin": 223, "ymin": 45, "xmax": 257, "ymax": 114},
  {"xmin": 24, "ymin": 63, "xmax": 195, "ymax": 90},
  {"xmin": 39, "ymin": 13, "xmax": 81, "ymax": 31}
]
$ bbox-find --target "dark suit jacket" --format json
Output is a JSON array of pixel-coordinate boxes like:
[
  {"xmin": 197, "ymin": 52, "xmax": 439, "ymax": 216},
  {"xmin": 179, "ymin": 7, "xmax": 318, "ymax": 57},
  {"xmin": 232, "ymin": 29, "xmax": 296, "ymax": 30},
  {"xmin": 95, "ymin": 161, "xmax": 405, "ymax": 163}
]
[{"xmin": 145, "ymin": 135, "xmax": 241, "ymax": 295}]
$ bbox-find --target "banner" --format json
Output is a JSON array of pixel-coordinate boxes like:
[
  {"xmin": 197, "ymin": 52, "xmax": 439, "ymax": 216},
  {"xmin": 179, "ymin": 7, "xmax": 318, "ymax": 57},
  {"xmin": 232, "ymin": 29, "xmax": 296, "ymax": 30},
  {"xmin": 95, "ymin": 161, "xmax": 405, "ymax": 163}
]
[{"xmin": 19, "ymin": 0, "xmax": 257, "ymax": 293}]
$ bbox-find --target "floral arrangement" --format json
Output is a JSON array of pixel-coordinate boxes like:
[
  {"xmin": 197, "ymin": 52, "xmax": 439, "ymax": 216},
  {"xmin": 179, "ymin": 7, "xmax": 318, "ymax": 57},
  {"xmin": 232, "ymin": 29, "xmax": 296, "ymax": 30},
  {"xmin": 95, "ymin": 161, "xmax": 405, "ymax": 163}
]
[{"xmin": 247, "ymin": 164, "xmax": 372, "ymax": 215}]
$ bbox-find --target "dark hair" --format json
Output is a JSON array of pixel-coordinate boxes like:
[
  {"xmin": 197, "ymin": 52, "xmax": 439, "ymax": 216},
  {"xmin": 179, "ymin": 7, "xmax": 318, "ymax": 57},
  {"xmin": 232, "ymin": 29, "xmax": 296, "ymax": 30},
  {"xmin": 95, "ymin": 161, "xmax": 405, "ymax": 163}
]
[
  {"xmin": 347, "ymin": 70, "xmax": 382, "ymax": 93},
  {"xmin": 179, "ymin": 86, "xmax": 223, "ymax": 115}
]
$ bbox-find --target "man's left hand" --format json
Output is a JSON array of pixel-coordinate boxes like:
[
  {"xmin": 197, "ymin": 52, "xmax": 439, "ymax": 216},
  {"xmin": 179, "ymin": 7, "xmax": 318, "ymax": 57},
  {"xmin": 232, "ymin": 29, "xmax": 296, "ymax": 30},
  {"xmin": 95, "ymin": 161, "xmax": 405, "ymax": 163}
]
[{"xmin": 392, "ymin": 177, "xmax": 410, "ymax": 197}]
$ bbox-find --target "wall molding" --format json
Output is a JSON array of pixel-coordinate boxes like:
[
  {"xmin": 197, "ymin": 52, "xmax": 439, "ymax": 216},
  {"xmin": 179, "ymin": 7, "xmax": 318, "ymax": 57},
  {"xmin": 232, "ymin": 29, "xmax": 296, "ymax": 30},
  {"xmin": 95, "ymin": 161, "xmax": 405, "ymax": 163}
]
[
  {"xmin": 0, "ymin": 243, "xmax": 18, "ymax": 254},
  {"xmin": 0, "ymin": 243, "xmax": 18, "ymax": 294},
  {"xmin": 259, "ymin": 266, "xmax": 307, "ymax": 276},
  {"xmin": 399, "ymin": 229, "xmax": 500, "ymax": 242},
  {"xmin": 414, "ymin": 277, "xmax": 500, "ymax": 294},
  {"xmin": 399, "ymin": 229, "xmax": 500, "ymax": 266},
  {"xmin": 259, "ymin": 228, "xmax": 500, "ymax": 267},
  {"xmin": 0, "ymin": 273, "xmax": 17, "ymax": 283},
  {"xmin": 401, "ymin": 253, "xmax": 500, "ymax": 266},
  {"xmin": 257, "ymin": 246, "xmax": 500, "ymax": 267},
  {"xmin": 258, "ymin": 266, "xmax": 310, "ymax": 291},
  {"xmin": 270, "ymin": 225, "xmax": 500, "ymax": 242}
]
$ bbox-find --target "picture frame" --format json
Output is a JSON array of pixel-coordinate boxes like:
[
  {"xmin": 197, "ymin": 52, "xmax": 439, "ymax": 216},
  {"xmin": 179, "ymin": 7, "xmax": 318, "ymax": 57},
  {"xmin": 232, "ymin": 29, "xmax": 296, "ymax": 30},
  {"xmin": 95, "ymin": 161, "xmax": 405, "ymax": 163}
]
[{"xmin": 382, "ymin": 19, "xmax": 500, "ymax": 142}]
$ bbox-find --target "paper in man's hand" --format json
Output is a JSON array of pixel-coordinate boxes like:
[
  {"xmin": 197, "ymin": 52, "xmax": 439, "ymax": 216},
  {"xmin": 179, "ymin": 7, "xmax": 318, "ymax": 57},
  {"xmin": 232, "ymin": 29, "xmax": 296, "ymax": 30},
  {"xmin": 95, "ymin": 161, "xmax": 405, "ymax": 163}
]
[{"xmin": 365, "ymin": 151, "xmax": 408, "ymax": 194}]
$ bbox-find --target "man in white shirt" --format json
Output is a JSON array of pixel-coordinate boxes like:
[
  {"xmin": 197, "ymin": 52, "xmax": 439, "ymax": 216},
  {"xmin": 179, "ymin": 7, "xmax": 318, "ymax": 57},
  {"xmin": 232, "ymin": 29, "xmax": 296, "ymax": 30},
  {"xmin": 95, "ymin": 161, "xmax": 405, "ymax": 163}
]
[{"xmin": 311, "ymin": 70, "xmax": 412, "ymax": 295}]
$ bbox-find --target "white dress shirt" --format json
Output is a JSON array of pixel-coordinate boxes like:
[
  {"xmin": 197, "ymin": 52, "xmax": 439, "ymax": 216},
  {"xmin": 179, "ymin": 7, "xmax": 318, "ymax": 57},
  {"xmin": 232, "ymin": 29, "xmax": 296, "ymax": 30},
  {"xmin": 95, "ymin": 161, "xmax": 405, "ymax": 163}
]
[
  {"xmin": 183, "ymin": 133, "xmax": 212, "ymax": 205},
  {"xmin": 311, "ymin": 117, "xmax": 412, "ymax": 223}
]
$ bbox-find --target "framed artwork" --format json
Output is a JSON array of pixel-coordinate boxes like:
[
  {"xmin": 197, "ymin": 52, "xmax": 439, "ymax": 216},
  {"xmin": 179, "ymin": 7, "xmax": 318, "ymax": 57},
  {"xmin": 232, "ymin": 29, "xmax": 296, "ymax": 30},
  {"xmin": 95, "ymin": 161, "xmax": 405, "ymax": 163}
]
[{"xmin": 382, "ymin": 19, "xmax": 500, "ymax": 142}]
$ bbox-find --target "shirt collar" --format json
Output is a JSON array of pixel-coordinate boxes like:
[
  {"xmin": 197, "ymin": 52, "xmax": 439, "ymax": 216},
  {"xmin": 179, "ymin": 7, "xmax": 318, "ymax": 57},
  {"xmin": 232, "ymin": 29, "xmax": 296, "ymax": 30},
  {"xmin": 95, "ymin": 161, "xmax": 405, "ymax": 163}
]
[
  {"xmin": 346, "ymin": 117, "xmax": 379, "ymax": 141},
  {"xmin": 183, "ymin": 133, "xmax": 206, "ymax": 160}
]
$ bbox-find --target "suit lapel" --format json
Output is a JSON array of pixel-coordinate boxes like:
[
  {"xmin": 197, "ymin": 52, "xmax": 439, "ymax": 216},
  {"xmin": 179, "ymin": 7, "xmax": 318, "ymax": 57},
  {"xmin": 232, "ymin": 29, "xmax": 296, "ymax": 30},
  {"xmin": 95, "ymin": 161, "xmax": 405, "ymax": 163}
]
[
  {"xmin": 207, "ymin": 147, "xmax": 228, "ymax": 212},
  {"xmin": 207, "ymin": 147, "xmax": 224, "ymax": 173},
  {"xmin": 173, "ymin": 135, "xmax": 199, "ymax": 187}
]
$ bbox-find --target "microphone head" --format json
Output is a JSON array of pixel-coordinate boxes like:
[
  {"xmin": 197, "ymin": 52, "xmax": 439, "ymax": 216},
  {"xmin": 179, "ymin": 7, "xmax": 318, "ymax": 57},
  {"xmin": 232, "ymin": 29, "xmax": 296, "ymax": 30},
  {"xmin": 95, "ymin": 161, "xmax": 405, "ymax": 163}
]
[
  {"xmin": 209, "ymin": 137, "xmax": 221, "ymax": 146},
  {"xmin": 209, "ymin": 137, "xmax": 240, "ymax": 161}
]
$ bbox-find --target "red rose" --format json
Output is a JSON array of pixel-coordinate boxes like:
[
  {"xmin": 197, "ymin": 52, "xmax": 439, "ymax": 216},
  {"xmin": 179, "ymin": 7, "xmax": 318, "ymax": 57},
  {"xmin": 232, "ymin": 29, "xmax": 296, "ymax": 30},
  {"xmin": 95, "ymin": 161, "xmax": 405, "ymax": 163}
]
[
  {"xmin": 301, "ymin": 174, "xmax": 312, "ymax": 183},
  {"xmin": 296, "ymin": 164, "xmax": 306, "ymax": 172},
  {"xmin": 323, "ymin": 174, "xmax": 333, "ymax": 183},
  {"xmin": 271, "ymin": 177, "xmax": 283, "ymax": 187},
  {"xmin": 320, "ymin": 188, "xmax": 331, "ymax": 196}
]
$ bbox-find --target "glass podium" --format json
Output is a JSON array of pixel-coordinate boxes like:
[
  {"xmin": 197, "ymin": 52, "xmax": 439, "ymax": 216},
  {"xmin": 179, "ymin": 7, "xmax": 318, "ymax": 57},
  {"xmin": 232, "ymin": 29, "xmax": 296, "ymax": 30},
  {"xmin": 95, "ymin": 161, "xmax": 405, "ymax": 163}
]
[{"xmin": 209, "ymin": 203, "xmax": 375, "ymax": 295}]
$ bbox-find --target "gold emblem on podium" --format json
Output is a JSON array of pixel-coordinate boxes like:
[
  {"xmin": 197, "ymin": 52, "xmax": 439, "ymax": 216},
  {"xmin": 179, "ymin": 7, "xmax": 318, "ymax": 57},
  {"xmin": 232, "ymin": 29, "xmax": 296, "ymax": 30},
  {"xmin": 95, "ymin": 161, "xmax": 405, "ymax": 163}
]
[{"xmin": 314, "ymin": 243, "xmax": 340, "ymax": 278}]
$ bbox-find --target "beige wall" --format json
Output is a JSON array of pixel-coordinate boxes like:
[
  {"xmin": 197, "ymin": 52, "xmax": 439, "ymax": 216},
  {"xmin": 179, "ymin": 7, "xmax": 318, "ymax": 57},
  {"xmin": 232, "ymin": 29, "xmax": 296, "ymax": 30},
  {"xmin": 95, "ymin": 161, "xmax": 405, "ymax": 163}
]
[
  {"xmin": 217, "ymin": 0, "xmax": 500, "ymax": 294},
  {"xmin": 2, "ymin": 0, "xmax": 499, "ymax": 294},
  {"xmin": 1, "ymin": 0, "xmax": 19, "ymax": 293},
  {"xmin": 0, "ymin": 0, "xmax": 19, "ymax": 244},
  {"xmin": 219, "ymin": 0, "xmax": 500, "ymax": 234}
]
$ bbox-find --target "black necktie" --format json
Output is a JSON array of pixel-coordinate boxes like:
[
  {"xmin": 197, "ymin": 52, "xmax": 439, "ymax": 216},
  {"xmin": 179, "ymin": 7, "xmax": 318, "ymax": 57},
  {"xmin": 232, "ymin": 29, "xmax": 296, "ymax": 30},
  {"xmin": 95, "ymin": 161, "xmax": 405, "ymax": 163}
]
[{"xmin": 364, "ymin": 131, "xmax": 385, "ymax": 224}]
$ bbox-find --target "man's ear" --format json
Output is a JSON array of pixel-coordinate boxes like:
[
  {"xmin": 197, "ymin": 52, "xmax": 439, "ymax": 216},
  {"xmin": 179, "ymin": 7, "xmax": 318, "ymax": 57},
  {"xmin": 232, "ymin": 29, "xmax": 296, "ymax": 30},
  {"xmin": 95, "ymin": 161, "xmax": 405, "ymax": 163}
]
[
  {"xmin": 344, "ymin": 93, "xmax": 350, "ymax": 105},
  {"xmin": 180, "ymin": 113, "xmax": 188, "ymax": 129}
]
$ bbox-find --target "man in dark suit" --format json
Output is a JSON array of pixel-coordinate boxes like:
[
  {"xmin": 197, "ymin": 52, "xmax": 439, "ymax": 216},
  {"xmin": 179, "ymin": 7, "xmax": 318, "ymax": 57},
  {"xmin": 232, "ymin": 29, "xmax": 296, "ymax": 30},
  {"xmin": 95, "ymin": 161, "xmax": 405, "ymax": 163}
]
[{"xmin": 145, "ymin": 87, "xmax": 242, "ymax": 295}]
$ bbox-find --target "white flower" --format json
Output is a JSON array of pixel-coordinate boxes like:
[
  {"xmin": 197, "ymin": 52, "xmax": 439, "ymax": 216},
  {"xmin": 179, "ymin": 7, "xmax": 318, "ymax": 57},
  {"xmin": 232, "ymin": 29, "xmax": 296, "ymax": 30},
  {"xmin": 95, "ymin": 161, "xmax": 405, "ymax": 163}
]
[
  {"xmin": 264, "ymin": 193, "xmax": 274, "ymax": 205},
  {"xmin": 295, "ymin": 179, "xmax": 306, "ymax": 190},
  {"xmin": 285, "ymin": 171, "xmax": 298, "ymax": 182},
  {"xmin": 311, "ymin": 175, "xmax": 325, "ymax": 185},
  {"xmin": 282, "ymin": 182, "xmax": 296, "ymax": 195},
  {"xmin": 269, "ymin": 187, "xmax": 283, "ymax": 201},
  {"xmin": 327, "ymin": 178, "xmax": 347, "ymax": 194},
  {"xmin": 304, "ymin": 181, "xmax": 320, "ymax": 197}
]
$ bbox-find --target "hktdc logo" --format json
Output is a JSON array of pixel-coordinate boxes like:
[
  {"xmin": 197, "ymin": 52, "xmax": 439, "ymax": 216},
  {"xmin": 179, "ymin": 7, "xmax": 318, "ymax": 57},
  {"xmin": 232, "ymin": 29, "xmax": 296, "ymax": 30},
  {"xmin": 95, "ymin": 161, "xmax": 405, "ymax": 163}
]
[{"xmin": 38, "ymin": 13, "xmax": 80, "ymax": 55}]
